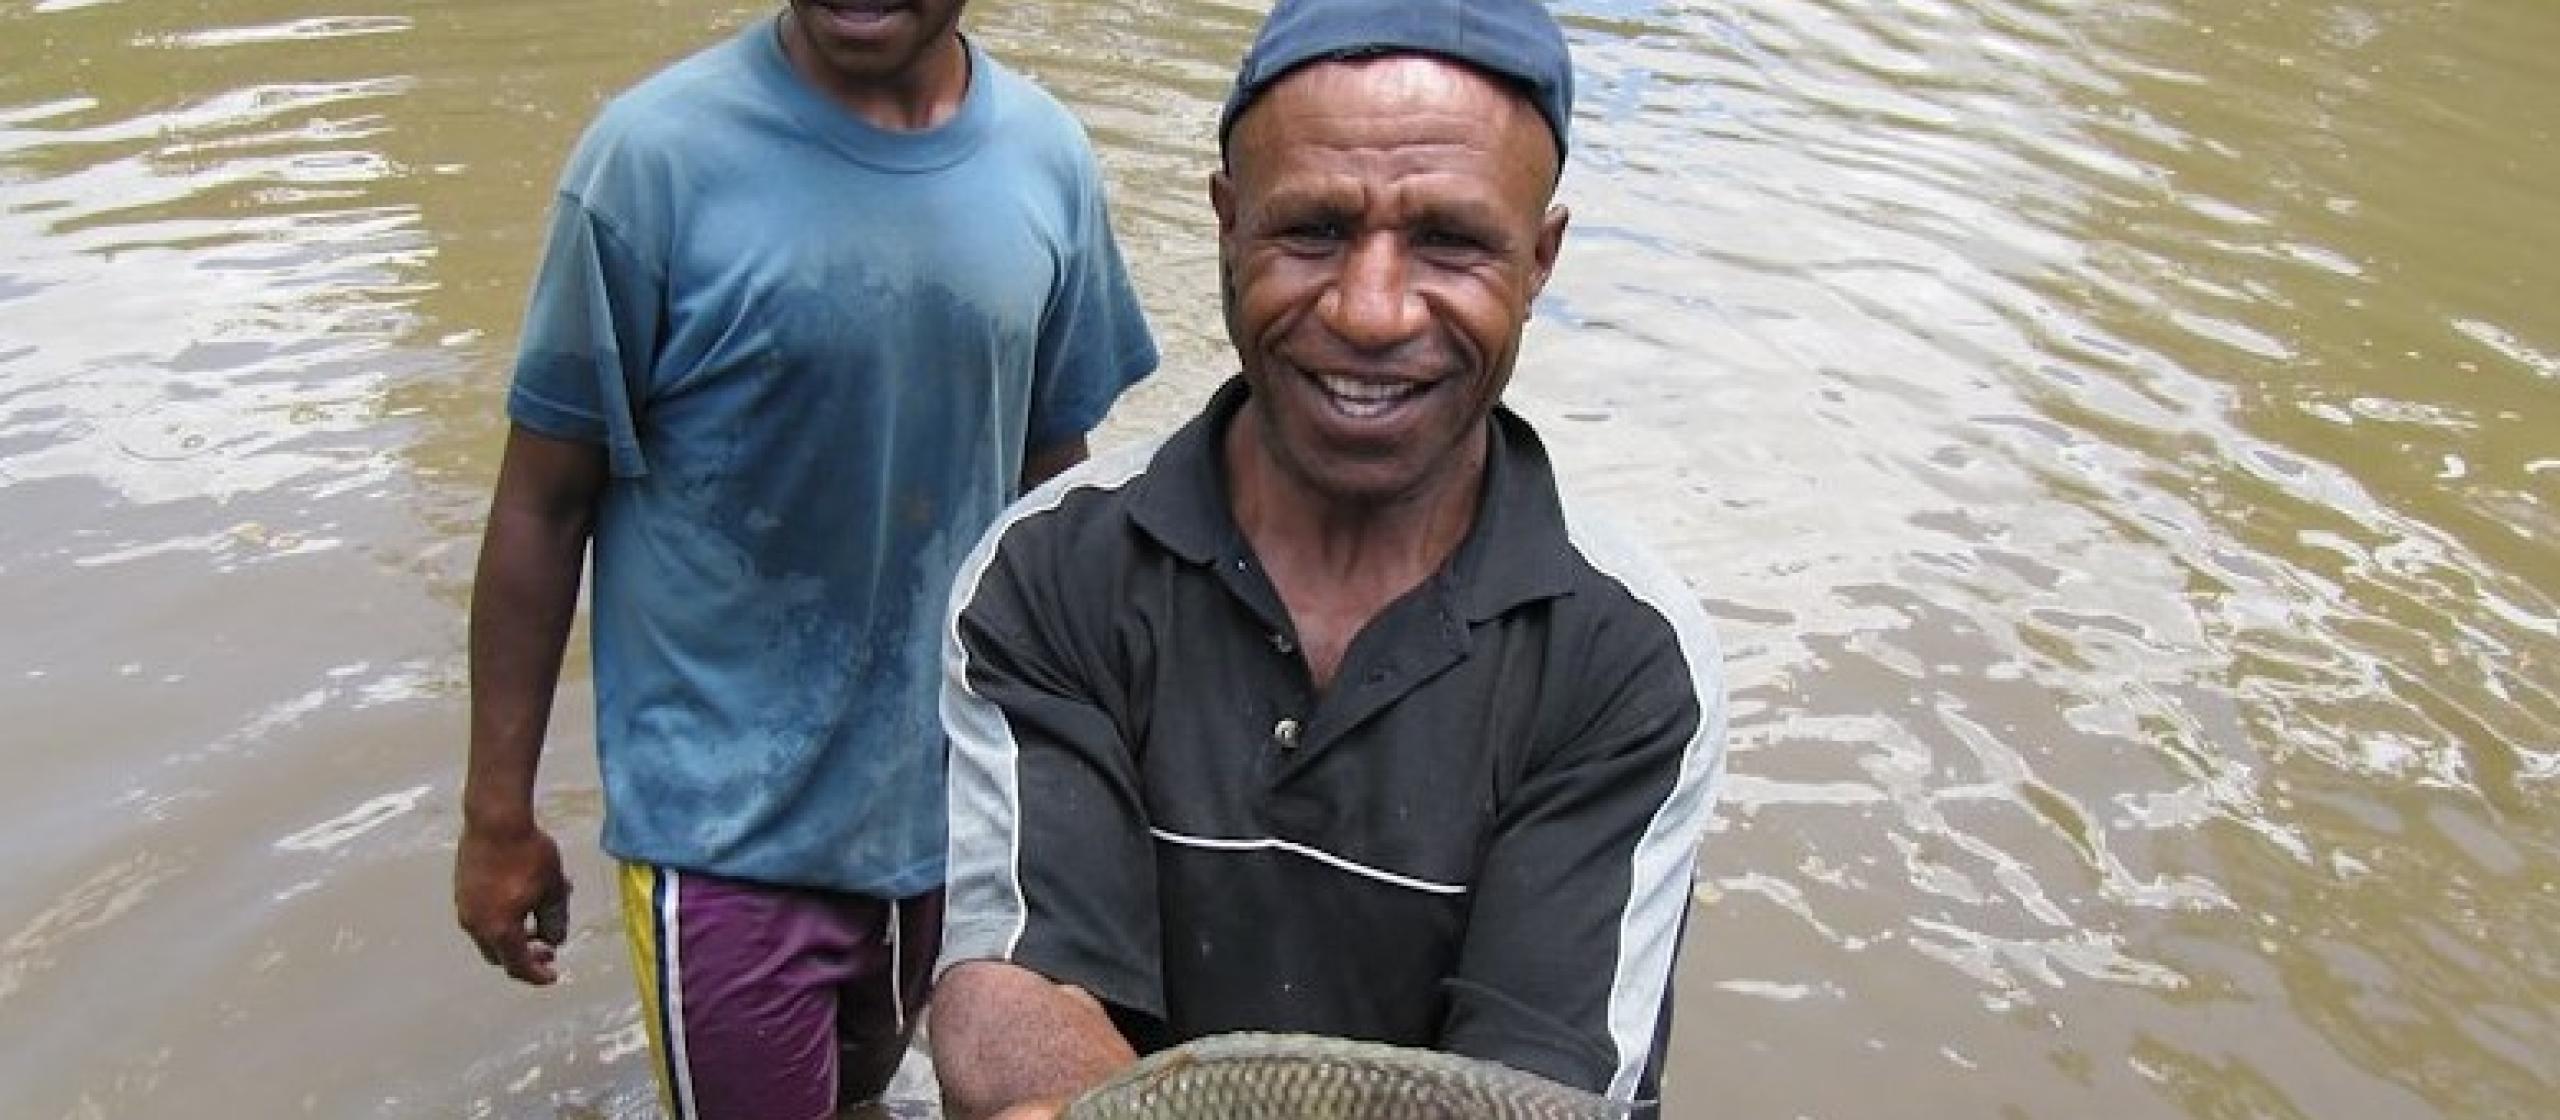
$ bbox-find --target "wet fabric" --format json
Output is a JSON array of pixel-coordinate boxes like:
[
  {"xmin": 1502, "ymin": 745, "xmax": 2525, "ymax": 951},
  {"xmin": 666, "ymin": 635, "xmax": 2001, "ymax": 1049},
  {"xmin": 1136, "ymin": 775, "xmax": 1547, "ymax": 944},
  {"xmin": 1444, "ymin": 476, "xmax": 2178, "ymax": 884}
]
[{"xmin": 507, "ymin": 20, "xmax": 1158, "ymax": 893}]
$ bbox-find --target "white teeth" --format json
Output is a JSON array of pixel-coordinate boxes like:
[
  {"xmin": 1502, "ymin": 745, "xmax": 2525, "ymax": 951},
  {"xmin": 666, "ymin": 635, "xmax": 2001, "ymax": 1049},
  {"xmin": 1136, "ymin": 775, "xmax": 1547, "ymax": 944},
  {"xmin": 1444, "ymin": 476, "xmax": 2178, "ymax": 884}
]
[
  {"xmin": 1315, "ymin": 375, "xmax": 1420, "ymax": 420},
  {"xmin": 1319, "ymin": 375, "xmax": 1417, "ymax": 402}
]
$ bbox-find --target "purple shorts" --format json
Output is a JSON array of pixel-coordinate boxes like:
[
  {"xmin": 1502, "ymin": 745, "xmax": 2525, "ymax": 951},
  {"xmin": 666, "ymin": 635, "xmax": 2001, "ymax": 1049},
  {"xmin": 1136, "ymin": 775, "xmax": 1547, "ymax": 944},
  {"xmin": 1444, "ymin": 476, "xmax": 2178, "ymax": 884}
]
[{"xmin": 619, "ymin": 862, "xmax": 943, "ymax": 1120}]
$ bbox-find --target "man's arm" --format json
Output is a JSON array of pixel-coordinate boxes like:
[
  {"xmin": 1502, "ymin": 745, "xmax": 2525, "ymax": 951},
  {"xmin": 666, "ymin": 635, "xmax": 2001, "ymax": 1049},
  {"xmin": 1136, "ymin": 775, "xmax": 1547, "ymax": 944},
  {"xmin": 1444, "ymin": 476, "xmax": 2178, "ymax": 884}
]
[
  {"xmin": 1020, "ymin": 435, "xmax": 1090, "ymax": 494},
  {"xmin": 1021, "ymin": 135, "xmax": 1156, "ymax": 494},
  {"xmin": 1441, "ymin": 578, "xmax": 1725, "ymax": 1102},
  {"xmin": 932, "ymin": 961, "xmax": 1137, "ymax": 1120},
  {"xmin": 454, "ymin": 425, "xmax": 607, "ymax": 985},
  {"xmin": 933, "ymin": 488, "xmax": 1164, "ymax": 1116}
]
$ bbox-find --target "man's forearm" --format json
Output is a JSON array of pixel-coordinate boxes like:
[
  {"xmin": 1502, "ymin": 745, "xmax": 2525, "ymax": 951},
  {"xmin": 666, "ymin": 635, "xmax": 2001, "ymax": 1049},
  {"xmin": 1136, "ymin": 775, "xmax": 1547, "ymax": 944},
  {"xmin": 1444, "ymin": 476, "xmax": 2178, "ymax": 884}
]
[
  {"xmin": 463, "ymin": 429, "xmax": 603, "ymax": 828},
  {"xmin": 463, "ymin": 501, "xmax": 590, "ymax": 828},
  {"xmin": 931, "ymin": 960, "xmax": 1136, "ymax": 1120}
]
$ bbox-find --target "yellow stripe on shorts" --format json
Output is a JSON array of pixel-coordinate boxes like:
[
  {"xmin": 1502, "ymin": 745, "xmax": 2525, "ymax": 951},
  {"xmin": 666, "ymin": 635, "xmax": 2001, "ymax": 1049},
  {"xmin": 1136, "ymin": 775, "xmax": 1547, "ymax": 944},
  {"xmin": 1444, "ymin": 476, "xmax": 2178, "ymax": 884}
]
[{"xmin": 618, "ymin": 861, "xmax": 697, "ymax": 1120}]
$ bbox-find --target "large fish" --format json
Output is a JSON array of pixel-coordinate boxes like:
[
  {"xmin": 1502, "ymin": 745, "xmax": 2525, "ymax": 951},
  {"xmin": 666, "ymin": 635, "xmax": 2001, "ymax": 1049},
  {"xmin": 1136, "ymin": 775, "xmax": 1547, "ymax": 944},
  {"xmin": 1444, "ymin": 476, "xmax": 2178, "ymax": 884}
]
[{"xmin": 1060, "ymin": 1032, "xmax": 1638, "ymax": 1119}]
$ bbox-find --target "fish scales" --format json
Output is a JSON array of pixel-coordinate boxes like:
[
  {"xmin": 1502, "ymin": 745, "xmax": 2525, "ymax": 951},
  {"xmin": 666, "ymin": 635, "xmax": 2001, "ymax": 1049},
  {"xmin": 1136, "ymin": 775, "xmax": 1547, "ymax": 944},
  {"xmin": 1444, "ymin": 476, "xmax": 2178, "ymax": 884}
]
[{"xmin": 1061, "ymin": 1032, "xmax": 1635, "ymax": 1119}]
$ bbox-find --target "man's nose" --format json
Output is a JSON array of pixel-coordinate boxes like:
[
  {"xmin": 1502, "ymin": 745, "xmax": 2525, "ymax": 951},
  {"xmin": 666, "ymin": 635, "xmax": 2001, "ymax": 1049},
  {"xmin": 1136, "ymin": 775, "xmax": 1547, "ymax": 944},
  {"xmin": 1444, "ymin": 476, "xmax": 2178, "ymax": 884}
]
[{"xmin": 1318, "ymin": 233, "xmax": 1429, "ymax": 351}]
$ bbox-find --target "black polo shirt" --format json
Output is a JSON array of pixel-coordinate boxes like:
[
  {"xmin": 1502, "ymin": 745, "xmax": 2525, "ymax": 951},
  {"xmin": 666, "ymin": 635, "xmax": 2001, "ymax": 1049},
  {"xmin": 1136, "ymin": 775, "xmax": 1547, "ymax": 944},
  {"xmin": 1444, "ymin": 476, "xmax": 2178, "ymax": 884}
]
[{"xmin": 937, "ymin": 378, "xmax": 1725, "ymax": 1105}]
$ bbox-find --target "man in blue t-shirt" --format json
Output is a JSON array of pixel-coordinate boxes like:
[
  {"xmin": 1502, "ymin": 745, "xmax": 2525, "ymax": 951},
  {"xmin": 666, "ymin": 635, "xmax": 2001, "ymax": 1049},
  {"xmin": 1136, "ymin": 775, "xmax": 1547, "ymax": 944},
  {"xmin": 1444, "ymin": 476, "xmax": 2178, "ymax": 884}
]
[{"xmin": 452, "ymin": 2, "xmax": 1158, "ymax": 1116}]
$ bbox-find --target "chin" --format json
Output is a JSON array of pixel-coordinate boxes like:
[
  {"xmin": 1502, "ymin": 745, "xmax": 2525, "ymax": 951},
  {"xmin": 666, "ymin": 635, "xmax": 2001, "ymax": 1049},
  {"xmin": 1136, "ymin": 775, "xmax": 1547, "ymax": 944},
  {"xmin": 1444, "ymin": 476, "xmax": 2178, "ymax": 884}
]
[{"xmin": 1289, "ymin": 450, "xmax": 1446, "ymax": 507}]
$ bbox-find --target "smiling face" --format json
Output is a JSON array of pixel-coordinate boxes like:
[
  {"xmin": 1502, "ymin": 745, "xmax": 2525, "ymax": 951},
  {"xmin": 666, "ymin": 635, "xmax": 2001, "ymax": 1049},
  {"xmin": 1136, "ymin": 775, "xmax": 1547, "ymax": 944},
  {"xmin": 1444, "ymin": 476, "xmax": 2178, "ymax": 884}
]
[
  {"xmin": 1213, "ymin": 55, "xmax": 1568, "ymax": 511},
  {"xmin": 779, "ymin": 0, "xmax": 967, "ymax": 95}
]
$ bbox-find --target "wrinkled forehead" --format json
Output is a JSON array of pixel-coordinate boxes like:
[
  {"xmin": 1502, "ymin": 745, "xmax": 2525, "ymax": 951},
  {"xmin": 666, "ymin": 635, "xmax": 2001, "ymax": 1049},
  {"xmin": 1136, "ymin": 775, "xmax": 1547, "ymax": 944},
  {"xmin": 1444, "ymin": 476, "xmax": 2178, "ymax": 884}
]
[{"xmin": 1225, "ymin": 55, "xmax": 1560, "ymax": 185}]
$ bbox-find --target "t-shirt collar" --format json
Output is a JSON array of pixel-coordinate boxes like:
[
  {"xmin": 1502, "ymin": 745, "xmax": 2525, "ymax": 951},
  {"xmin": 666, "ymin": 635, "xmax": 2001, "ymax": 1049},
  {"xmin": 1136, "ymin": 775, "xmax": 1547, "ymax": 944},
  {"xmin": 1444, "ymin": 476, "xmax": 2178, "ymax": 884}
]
[{"xmin": 749, "ymin": 16, "xmax": 996, "ymax": 173}]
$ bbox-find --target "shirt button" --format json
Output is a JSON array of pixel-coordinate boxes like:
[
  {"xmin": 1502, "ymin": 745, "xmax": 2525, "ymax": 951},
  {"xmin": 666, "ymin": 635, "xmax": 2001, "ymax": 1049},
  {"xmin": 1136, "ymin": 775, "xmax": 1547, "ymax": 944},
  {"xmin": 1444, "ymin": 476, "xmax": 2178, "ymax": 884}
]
[{"xmin": 1273, "ymin": 718, "xmax": 1301, "ymax": 750}]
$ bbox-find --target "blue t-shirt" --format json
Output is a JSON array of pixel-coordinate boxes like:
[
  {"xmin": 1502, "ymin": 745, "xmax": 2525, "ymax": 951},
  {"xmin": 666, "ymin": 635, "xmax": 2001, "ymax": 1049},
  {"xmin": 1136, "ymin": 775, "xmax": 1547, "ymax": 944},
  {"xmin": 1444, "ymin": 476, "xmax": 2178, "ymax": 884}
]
[{"xmin": 506, "ymin": 19, "xmax": 1158, "ymax": 895}]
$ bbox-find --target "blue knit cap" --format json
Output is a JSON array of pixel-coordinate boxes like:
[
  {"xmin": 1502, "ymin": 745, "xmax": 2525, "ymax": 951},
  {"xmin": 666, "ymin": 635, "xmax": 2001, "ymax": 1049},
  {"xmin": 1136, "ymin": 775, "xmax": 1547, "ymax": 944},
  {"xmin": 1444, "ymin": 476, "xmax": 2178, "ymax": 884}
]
[{"xmin": 1218, "ymin": 0, "xmax": 1574, "ymax": 164}]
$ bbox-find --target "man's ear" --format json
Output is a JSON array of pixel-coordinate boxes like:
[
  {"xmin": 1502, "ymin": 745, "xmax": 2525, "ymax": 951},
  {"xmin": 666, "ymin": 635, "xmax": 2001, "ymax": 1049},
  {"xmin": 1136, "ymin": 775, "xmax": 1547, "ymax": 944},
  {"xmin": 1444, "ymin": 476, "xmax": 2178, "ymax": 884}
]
[
  {"xmin": 1210, "ymin": 168, "xmax": 1237, "ymax": 238},
  {"xmin": 1528, "ymin": 204, "xmax": 1570, "ymax": 301}
]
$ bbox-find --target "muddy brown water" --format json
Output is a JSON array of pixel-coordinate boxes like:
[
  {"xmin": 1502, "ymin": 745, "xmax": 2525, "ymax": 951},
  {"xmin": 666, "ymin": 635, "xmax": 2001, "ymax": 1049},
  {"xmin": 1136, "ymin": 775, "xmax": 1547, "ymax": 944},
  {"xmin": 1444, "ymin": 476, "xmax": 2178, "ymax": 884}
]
[{"xmin": 2, "ymin": 0, "xmax": 2552, "ymax": 1116}]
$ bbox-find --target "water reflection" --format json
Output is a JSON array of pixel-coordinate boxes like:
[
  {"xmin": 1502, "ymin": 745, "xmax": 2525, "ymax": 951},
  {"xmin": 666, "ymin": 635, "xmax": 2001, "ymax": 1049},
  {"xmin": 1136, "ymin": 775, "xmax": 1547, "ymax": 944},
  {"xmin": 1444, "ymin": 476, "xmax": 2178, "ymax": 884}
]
[
  {"xmin": 1543, "ymin": 0, "xmax": 2555, "ymax": 1116},
  {"xmin": 0, "ymin": 3, "xmax": 623, "ymax": 1116},
  {"xmin": 0, "ymin": 0, "xmax": 2552, "ymax": 1116}
]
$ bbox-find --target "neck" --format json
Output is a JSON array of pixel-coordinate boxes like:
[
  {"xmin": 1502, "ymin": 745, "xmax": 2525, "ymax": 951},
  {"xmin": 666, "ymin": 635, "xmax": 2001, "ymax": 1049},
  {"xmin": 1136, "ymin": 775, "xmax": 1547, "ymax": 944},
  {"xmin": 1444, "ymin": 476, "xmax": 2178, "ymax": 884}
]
[
  {"xmin": 1224, "ymin": 405, "xmax": 1485, "ymax": 688},
  {"xmin": 776, "ymin": 17, "xmax": 971, "ymax": 131}
]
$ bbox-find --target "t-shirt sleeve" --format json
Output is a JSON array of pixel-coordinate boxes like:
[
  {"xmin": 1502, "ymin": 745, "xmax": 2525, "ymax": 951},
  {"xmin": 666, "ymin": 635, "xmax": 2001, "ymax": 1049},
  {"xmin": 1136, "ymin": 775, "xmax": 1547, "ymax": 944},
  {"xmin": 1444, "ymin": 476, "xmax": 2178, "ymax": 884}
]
[
  {"xmin": 1440, "ymin": 589, "xmax": 1726, "ymax": 1108},
  {"xmin": 937, "ymin": 502, "xmax": 1164, "ymax": 1019},
  {"xmin": 1025, "ymin": 149, "xmax": 1159, "ymax": 452},
  {"xmin": 506, "ymin": 187, "xmax": 661, "ymax": 478}
]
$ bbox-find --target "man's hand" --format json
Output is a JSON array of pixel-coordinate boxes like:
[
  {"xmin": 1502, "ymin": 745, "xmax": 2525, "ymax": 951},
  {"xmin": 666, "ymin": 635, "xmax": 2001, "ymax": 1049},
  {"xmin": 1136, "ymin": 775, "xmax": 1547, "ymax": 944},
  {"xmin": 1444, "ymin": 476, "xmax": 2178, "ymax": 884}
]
[{"xmin": 454, "ymin": 818, "xmax": 572, "ymax": 985}]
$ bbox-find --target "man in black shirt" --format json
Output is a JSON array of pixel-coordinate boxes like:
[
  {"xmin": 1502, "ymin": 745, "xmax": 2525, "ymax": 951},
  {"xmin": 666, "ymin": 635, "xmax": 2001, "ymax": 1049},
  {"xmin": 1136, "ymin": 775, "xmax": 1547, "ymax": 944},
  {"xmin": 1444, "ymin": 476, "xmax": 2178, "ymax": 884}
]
[{"xmin": 926, "ymin": 1, "xmax": 1727, "ymax": 1116}]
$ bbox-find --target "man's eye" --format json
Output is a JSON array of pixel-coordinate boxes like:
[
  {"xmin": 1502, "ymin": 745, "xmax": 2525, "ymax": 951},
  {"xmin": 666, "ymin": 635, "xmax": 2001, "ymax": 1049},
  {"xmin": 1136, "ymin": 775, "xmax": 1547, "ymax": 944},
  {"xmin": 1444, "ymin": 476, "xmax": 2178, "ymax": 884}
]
[
  {"xmin": 1416, "ymin": 229, "xmax": 1487, "ymax": 252},
  {"xmin": 1279, "ymin": 221, "xmax": 1345, "ymax": 242}
]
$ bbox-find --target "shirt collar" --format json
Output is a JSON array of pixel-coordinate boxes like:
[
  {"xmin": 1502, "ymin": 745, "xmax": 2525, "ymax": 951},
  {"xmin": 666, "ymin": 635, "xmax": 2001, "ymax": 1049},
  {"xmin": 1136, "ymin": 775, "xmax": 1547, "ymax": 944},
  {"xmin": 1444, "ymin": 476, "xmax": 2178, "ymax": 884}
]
[
  {"xmin": 1126, "ymin": 376, "xmax": 1580, "ymax": 622},
  {"xmin": 749, "ymin": 18, "xmax": 998, "ymax": 174}
]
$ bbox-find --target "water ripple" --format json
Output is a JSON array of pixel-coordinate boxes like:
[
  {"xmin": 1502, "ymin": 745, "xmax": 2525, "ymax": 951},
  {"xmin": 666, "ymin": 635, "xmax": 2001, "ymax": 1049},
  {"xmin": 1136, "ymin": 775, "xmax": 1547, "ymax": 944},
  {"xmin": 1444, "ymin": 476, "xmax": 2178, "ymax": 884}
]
[{"xmin": 2, "ymin": 0, "xmax": 2554, "ymax": 1115}]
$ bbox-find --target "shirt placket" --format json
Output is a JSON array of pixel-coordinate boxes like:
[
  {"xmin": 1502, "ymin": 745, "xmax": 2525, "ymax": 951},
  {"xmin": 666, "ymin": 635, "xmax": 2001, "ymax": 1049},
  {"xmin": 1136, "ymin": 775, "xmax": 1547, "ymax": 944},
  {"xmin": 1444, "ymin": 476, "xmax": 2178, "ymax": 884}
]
[
  {"xmin": 1207, "ymin": 550, "xmax": 1318, "ymax": 772},
  {"xmin": 1281, "ymin": 580, "xmax": 1471, "ymax": 773}
]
